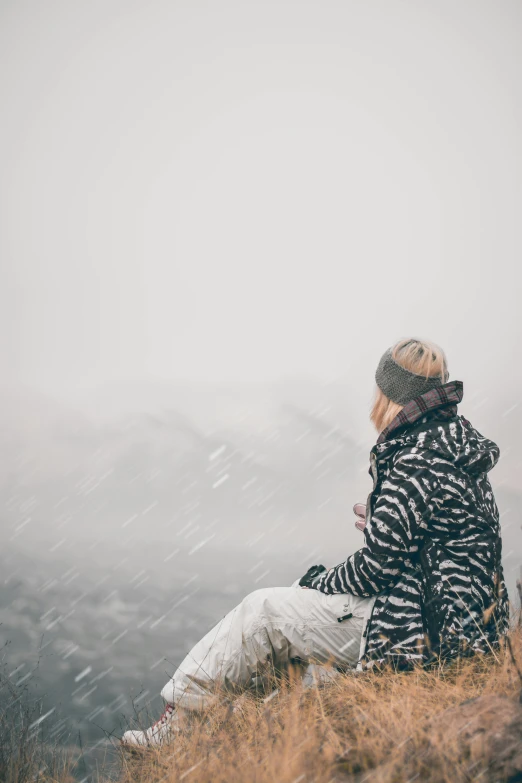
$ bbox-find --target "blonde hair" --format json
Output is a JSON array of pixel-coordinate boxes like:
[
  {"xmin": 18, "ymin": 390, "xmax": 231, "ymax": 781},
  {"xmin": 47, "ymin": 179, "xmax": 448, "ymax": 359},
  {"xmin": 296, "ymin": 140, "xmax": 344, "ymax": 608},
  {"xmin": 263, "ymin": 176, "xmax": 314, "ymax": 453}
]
[{"xmin": 370, "ymin": 338, "xmax": 448, "ymax": 433}]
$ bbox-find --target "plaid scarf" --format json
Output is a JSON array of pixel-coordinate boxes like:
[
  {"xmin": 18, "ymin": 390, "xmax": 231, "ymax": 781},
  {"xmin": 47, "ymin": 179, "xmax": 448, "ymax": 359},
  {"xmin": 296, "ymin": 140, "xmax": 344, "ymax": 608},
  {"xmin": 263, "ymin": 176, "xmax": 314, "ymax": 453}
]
[{"xmin": 377, "ymin": 380, "xmax": 464, "ymax": 444}]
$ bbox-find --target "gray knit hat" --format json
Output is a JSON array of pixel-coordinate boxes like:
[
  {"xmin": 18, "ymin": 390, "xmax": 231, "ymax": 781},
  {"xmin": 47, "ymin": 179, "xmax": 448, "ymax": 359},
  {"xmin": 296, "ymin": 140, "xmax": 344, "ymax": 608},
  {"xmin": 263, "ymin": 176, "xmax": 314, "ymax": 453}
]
[{"xmin": 375, "ymin": 346, "xmax": 446, "ymax": 405}]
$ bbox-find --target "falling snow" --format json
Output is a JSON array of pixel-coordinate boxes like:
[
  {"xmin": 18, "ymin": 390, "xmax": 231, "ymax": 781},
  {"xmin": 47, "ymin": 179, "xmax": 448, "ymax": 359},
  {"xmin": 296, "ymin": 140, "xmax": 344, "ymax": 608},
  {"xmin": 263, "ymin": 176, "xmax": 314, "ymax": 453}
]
[{"xmin": 1, "ymin": 384, "xmax": 520, "ymax": 780}]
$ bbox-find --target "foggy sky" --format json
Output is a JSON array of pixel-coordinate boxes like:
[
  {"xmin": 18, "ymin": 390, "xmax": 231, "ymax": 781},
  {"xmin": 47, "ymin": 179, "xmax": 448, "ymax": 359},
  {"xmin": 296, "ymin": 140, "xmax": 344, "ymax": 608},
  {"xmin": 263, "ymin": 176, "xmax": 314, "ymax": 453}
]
[{"xmin": 1, "ymin": 0, "xmax": 521, "ymax": 404}]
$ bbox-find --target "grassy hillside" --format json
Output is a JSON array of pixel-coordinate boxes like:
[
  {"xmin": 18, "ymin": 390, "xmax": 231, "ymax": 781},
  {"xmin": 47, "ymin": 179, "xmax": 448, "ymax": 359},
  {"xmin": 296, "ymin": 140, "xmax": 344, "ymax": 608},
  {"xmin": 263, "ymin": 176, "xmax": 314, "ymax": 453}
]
[
  {"xmin": 4, "ymin": 628, "xmax": 522, "ymax": 783},
  {"xmin": 117, "ymin": 629, "xmax": 522, "ymax": 783}
]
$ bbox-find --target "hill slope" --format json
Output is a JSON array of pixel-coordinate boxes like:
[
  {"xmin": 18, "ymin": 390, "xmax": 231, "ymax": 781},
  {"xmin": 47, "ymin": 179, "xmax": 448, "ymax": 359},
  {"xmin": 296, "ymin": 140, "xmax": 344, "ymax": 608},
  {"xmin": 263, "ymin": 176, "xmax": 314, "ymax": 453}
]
[{"xmin": 117, "ymin": 629, "xmax": 522, "ymax": 783}]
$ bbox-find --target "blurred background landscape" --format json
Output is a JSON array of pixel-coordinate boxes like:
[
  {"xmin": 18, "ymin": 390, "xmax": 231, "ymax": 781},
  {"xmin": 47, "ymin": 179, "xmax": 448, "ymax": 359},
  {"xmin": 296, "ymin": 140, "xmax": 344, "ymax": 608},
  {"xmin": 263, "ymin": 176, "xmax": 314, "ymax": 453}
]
[
  {"xmin": 1, "ymin": 377, "xmax": 520, "ymax": 775},
  {"xmin": 1, "ymin": 0, "xmax": 521, "ymax": 779}
]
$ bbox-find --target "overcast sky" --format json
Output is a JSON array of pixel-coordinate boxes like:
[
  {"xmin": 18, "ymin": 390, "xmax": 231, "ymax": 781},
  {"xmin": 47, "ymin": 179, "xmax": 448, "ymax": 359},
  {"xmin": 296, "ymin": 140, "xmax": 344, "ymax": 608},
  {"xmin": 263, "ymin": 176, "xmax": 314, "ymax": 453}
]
[{"xmin": 1, "ymin": 0, "xmax": 521, "ymax": 404}]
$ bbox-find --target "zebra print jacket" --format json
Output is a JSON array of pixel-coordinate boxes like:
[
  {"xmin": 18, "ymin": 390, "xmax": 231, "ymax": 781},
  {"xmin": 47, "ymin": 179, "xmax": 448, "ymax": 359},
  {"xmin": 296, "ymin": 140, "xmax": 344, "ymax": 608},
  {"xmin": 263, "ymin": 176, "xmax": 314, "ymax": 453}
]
[{"xmin": 314, "ymin": 380, "xmax": 509, "ymax": 669}]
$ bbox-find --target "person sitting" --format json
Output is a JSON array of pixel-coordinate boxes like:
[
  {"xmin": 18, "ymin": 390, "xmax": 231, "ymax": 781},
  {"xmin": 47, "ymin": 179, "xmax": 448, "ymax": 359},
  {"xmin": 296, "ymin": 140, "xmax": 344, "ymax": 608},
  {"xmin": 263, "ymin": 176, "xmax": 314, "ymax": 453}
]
[{"xmin": 122, "ymin": 338, "xmax": 509, "ymax": 747}]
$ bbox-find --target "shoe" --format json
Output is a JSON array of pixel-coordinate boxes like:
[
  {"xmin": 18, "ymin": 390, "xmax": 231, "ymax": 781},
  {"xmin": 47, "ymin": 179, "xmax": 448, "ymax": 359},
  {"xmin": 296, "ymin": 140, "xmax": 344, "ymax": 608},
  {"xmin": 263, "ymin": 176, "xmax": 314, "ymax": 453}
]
[{"xmin": 121, "ymin": 703, "xmax": 179, "ymax": 748}]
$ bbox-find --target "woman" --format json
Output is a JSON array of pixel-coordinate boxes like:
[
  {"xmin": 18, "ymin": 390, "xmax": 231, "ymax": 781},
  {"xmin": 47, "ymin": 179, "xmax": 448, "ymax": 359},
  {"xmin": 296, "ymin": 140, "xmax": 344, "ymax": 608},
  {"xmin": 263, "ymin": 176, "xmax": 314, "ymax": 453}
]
[{"xmin": 122, "ymin": 338, "xmax": 509, "ymax": 747}]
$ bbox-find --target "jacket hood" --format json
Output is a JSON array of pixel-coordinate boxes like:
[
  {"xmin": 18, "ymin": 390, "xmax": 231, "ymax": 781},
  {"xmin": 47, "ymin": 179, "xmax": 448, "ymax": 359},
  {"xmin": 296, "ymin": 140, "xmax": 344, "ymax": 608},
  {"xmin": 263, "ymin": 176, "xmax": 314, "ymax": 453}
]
[{"xmin": 375, "ymin": 415, "xmax": 500, "ymax": 476}]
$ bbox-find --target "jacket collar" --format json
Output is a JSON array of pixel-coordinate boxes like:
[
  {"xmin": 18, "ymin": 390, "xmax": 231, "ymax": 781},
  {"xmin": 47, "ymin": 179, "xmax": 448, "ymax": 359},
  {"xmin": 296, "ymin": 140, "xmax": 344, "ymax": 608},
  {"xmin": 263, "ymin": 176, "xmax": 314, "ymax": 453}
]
[{"xmin": 377, "ymin": 380, "xmax": 464, "ymax": 445}]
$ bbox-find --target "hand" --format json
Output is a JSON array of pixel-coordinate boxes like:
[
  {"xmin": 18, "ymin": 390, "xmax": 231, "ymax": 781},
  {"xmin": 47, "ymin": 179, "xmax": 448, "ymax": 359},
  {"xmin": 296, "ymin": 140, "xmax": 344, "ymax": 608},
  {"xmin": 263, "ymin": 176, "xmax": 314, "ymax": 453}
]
[
  {"xmin": 298, "ymin": 564, "xmax": 327, "ymax": 589},
  {"xmin": 353, "ymin": 502, "xmax": 366, "ymax": 531}
]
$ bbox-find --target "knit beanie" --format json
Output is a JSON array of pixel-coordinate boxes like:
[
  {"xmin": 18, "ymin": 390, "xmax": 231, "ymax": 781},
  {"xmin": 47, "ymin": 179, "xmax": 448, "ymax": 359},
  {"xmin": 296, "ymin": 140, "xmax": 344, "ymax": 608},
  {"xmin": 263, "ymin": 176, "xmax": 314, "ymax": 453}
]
[{"xmin": 375, "ymin": 347, "xmax": 446, "ymax": 405}]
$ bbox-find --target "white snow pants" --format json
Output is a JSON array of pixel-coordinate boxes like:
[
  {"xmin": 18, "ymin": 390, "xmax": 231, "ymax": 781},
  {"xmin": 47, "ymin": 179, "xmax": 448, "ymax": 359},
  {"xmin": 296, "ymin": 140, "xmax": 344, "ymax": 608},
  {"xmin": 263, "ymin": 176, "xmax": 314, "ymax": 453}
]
[{"xmin": 161, "ymin": 584, "xmax": 376, "ymax": 710}]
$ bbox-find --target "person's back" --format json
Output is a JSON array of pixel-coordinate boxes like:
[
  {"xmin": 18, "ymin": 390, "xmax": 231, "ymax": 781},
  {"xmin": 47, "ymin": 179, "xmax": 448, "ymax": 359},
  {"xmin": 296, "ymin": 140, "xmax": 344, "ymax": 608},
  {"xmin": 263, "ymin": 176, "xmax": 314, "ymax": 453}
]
[
  {"xmin": 360, "ymin": 397, "xmax": 509, "ymax": 667},
  {"xmin": 312, "ymin": 339, "xmax": 509, "ymax": 669}
]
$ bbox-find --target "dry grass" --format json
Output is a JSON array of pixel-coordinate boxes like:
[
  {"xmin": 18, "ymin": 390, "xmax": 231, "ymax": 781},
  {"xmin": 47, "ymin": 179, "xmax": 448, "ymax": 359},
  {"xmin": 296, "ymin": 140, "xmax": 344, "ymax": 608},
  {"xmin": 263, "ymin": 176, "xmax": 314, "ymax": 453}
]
[
  {"xmin": 0, "ymin": 666, "xmax": 76, "ymax": 783},
  {"xmin": 116, "ymin": 628, "xmax": 522, "ymax": 783}
]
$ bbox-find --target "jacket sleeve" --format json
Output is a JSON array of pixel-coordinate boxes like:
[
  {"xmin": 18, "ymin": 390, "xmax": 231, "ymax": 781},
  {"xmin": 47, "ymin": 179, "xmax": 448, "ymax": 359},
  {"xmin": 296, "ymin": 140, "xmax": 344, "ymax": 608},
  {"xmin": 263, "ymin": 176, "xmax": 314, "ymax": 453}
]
[{"xmin": 314, "ymin": 452, "xmax": 441, "ymax": 597}]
